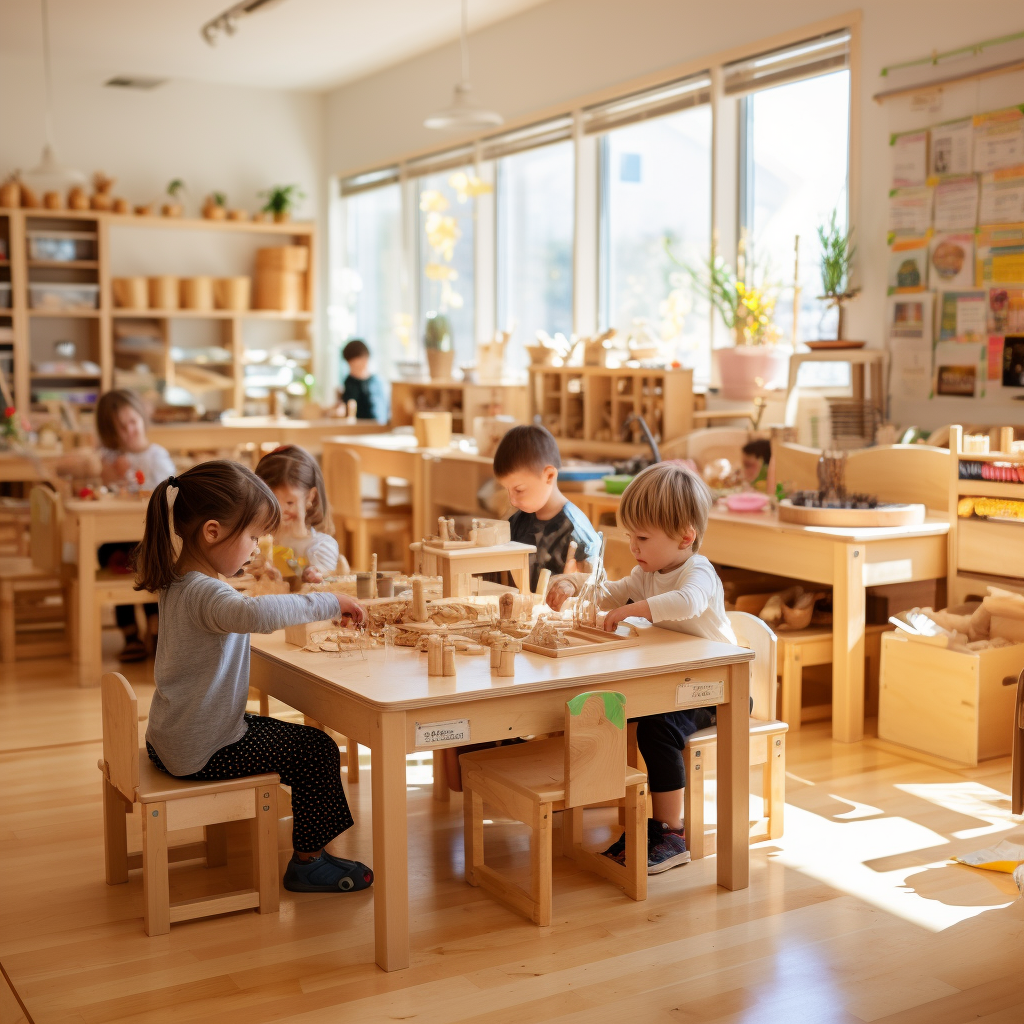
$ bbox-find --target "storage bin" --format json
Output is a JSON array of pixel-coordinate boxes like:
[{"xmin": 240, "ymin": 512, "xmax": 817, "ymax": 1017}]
[
  {"xmin": 255, "ymin": 246, "xmax": 309, "ymax": 273},
  {"xmin": 148, "ymin": 276, "xmax": 179, "ymax": 310},
  {"xmin": 878, "ymin": 631, "xmax": 1024, "ymax": 765},
  {"xmin": 254, "ymin": 269, "xmax": 303, "ymax": 311},
  {"xmin": 180, "ymin": 276, "xmax": 214, "ymax": 311},
  {"xmin": 957, "ymin": 517, "xmax": 1024, "ymax": 579},
  {"xmin": 0, "ymin": 282, "xmax": 10, "ymax": 309},
  {"xmin": 28, "ymin": 282, "xmax": 100, "ymax": 311},
  {"xmin": 112, "ymin": 277, "xmax": 148, "ymax": 309},
  {"xmin": 214, "ymin": 276, "xmax": 251, "ymax": 311},
  {"xmin": 26, "ymin": 230, "xmax": 96, "ymax": 262}
]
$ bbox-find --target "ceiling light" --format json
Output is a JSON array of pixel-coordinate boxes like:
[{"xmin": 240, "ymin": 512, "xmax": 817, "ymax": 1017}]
[
  {"xmin": 201, "ymin": 0, "xmax": 285, "ymax": 47},
  {"xmin": 425, "ymin": 0, "xmax": 503, "ymax": 131}
]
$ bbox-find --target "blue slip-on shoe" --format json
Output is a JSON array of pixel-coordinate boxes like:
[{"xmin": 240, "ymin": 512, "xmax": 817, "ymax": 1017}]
[{"xmin": 283, "ymin": 852, "xmax": 374, "ymax": 892}]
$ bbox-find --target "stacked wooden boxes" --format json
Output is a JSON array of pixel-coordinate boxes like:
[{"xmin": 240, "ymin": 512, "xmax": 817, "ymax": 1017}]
[{"xmin": 254, "ymin": 246, "xmax": 308, "ymax": 312}]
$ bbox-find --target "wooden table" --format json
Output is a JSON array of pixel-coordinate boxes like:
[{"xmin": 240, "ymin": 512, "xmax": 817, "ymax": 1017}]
[
  {"xmin": 699, "ymin": 507, "xmax": 948, "ymax": 743},
  {"xmin": 148, "ymin": 417, "xmax": 382, "ymax": 458},
  {"xmin": 0, "ymin": 449, "xmax": 62, "ymax": 485},
  {"xmin": 249, "ymin": 624, "xmax": 753, "ymax": 972}
]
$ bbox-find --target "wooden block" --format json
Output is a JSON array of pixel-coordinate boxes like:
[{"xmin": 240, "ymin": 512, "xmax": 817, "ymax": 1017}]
[
  {"xmin": 535, "ymin": 568, "xmax": 551, "ymax": 598},
  {"xmin": 410, "ymin": 578, "xmax": 428, "ymax": 622},
  {"xmin": 497, "ymin": 647, "xmax": 515, "ymax": 677},
  {"xmin": 284, "ymin": 620, "xmax": 333, "ymax": 647},
  {"xmin": 442, "ymin": 641, "xmax": 456, "ymax": 677}
]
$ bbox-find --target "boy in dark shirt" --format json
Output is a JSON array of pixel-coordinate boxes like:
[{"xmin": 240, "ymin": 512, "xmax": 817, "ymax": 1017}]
[
  {"xmin": 339, "ymin": 338, "xmax": 388, "ymax": 423},
  {"xmin": 493, "ymin": 424, "xmax": 600, "ymax": 588}
]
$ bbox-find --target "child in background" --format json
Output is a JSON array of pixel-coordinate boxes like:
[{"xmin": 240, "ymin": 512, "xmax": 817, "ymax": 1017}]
[
  {"xmin": 255, "ymin": 444, "xmax": 348, "ymax": 584},
  {"xmin": 741, "ymin": 438, "xmax": 771, "ymax": 493},
  {"xmin": 492, "ymin": 424, "xmax": 600, "ymax": 589},
  {"xmin": 339, "ymin": 338, "xmax": 389, "ymax": 423},
  {"xmin": 547, "ymin": 462, "xmax": 736, "ymax": 874},
  {"xmin": 134, "ymin": 460, "xmax": 373, "ymax": 893}
]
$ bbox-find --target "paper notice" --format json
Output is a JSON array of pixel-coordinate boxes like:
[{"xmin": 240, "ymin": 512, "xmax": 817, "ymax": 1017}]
[
  {"xmin": 988, "ymin": 336, "xmax": 1004, "ymax": 380},
  {"xmin": 888, "ymin": 187, "xmax": 933, "ymax": 235},
  {"xmin": 937, "ymin": 291, "xmax": 986, "ymax": 341},
  {"xmin": 888, "ymin": 237, "xmax": 929, "ymax": 292},
  {"xmin": 930, "ymin": 233, "xmax": 975, "ymax": 290},
  {"xmin": 887, "ymin": 293, "xmax": 933, "ymax": 343},
  {"xmin": 891, "ymin": 346, "xmax": 932, "ymax": 400},
  {"xmin": 892, "ymin": 130, "xmax": 929, "ymax": 187},
  {"xmin": 933, "ymin": 175, "xmax": 978, "ymax": 230},
  {"xmin": 934, "ymin": 340, "xmax": 987, "ymax": 397},
  {"xmin": 973, "ymin": 107, "xmax": 1024, "ymax": 172},
  {"xmin": 987, "ymin": 286, "xmax": 1024, "ymax": 335},
  {"xmin": 930, "ymin": 118, "xmax": 973, "ymax": 175},
  {"xmin": 979, "ymin": 166, "xmax": 1024, "ymax": 224}
]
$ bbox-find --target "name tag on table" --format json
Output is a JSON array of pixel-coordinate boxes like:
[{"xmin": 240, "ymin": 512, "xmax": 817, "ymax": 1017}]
[
  {"xmin": 415, "ymin": 719, "xmax": 470, "ymax": 747},
  {"xmin": 676, "ymin": 680, "xmax": 726, "ymax": 708}
]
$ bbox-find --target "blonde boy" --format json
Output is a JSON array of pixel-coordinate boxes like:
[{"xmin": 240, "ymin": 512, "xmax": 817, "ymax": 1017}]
[{"xmin": 547, "ymin": 462, "xmax": 735, "ymax": 873}]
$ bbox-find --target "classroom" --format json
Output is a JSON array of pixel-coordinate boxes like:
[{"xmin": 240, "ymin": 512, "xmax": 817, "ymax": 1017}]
[{"xmin": 2, "ymin": 1, "xmax": 1024, "ymax": 1021}]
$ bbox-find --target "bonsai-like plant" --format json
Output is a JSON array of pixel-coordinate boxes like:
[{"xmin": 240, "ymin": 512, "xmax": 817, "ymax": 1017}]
[
  {"xmin": 260, "ymin": 184, "xmax": 305, "ymax": 222},
  {"xmin": 423, "ymin": 311, "xmax": 452, "ymax": 352},
  {"xmin": 817, "ymin": 207, "xmax": 859, "ymax": 340}
]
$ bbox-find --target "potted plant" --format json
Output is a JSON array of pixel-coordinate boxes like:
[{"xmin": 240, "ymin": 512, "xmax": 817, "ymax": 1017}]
[
  {"xmin": 202, "ymin": 191, "xmax": 227, "ymax": 220},
  {"xmin": 423, "ymin": 311, "xmax": 454, "ymax": 381},
  {"xmin": 162, "ymin": 178, "xmax": 185, "ymax": 218},
  {"xmin": 259, "ymin": 184, "xmax": 305, "ymax": 223},
  {"xmin": 817, "ymin": 208, "xmax": 859, "ymax": 341}
]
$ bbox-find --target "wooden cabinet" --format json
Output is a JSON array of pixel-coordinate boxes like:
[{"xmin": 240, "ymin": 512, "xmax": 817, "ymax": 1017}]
[{"xmin": 389, "ymin": 380, "xmax": 528, "ymax": 432}]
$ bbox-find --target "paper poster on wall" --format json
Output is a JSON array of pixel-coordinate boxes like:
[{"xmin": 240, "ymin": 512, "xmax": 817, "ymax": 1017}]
[
  {"xmin": 988, "ymin": 336, "xmax": 1004, "ymax": 379},
  {"xmin": 888, "ymin": 238, "xmax": 930, "ymax": 293},
  {"xmin": 888, "ymin": 187, "xmax": 933, "ymax": 235},
  {"xmin": 930, "ymin": 234, "xmax": 975, "ymax": 289},
  {"xmin": 976, "ymin": 224, "xmax": 1024, "ymax": 285},
  {"xmin": 887, "ymin": 293, "xmax": 933, "ymax": 343},
  {"xmin": 934, "ymin": 340, "xmax": 987, "ymax": 397},
  {"xmin": 988, "ymin": 286, "xmax": 1024, "ymax": 335},
  {"xmin": 978, "ymin": 166, "xmax": 1024, "ymax": 224},
  {"xmin": 973, "ymin": 107, "xmax": 1024, "ymax": 172},
  {"xmin": 930, "ymin": 118, "xmax": 973, "ymax": 176},
  {"xmin": 891, "ymin": 347, "xmax": 932, "ymax": 401},
  {"xmin": 1003, "ymin": 337, "xmax": 1024, "ymax": 388},
  {"xmin": 937, "ymin": 291, "xmax": 987, "ymax": 341},
  {"xmin": 932, "ymin": 175, "xmax": 978, "ymax": 230},
  {"xmin": 891, "ymin": 130, "xmax": 929, "ymax": 187}
]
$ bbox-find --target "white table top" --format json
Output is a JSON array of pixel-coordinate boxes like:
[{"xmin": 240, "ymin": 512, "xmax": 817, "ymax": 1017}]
[
  {"xmin": 250, "ymin": 622, "xmax": 752, "ymax": 712},
  {"xmin": 706, "ymin": 506, "xmax": 950, "ymax": 542}
]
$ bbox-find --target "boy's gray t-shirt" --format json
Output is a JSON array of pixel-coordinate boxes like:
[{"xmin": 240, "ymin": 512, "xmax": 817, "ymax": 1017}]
[{"xmin": 146, "ymin": 571, "xmax": 341, "ymax": 775}]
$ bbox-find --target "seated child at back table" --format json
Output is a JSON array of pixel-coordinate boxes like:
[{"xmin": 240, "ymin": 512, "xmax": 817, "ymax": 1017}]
[
  {"xmin": 255, "ymin": 444, "xmax": 349, "ymax": 584},
  {"xmin": 547, "ymin": 461, "xmax": 737, "ymax": 875},
  {"xmin": 338, "ymin": 338, "xmax": 389, "ymax": 423},
  {"xmin": 492, "ymin": 424, "xmax": 600, "ymax": 589}
]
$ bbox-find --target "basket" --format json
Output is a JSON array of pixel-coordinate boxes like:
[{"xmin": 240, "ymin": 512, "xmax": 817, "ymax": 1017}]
[
  {"xmin": 148, "ymin": 276, "xmax": 179, "ymax": 310},
  {"xmin": 214, "ymin": 276, "xmax": 251, "ymax": 311},
  {"xmin": 180, "ymin": 276, "xmax": 214, "ymax": 311}
]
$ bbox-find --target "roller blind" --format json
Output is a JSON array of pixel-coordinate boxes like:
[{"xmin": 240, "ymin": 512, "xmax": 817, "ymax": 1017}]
[
  {"xmin": 403, "ymin": 145, "xmax": 477, "ymax": 179},
  {"xmin": 723, "ymin": 29, "xmax": 851, "ymax": 96},
  {"xmin": 339, "ymin": 166, "xmax": 400, "ymax": 197},
  {"xmin": 480, "ymin": 116, "xmax": 574, "ymax": 160},
  {"xmin": 582, "ymin": 72, "xmax": 711, "ymax": 134}
]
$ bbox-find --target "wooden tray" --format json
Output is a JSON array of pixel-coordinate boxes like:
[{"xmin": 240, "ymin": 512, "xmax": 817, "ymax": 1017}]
[
  {"xmin": 804, "ymin": 340, "xmax": 866, "ymax": 350},
  {"xmin": 522, "ymin": 624, "xmax": 639, "ymax": 658},
  {"xmin": 778, "ymin": 499, "xmax": 925, "ymax": 527}
]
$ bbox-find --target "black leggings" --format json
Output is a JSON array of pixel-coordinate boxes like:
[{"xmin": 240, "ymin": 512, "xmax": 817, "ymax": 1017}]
[
  {"xmin": 635, "ymin": 708, "xmax": 717, "ymax": 792},
  {"xmin": 148, "ymin": 714, "xmax": 354, "ymax": 853},
  {"xmin": 97, "ymin": 543, "xmax": 156, "ymax": 630}
]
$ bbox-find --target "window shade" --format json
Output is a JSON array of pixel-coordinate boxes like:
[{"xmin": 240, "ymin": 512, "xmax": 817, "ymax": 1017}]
[
  {"xmin": 723, "ymin": 29, "xmax": 851, "ymax": 96},
  {"xmin": 480, "ymin": 116, "xmax": 574, "ymax": 160},
  {"xmin": 339, "ymin": 166, "xmax": 400, "ymax": 196},
  {"xmin": 403, "ymin": 145, "xmax": 476, "ymax": 180},
  {"xmin": 582, "ymin": 72, "xmax": 711, "ymax": 134}
]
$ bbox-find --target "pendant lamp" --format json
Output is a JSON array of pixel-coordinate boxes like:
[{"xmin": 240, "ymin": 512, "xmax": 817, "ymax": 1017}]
[{"xmin": 424, "ymin": 0, "xmax": 503, "ymax": 131}]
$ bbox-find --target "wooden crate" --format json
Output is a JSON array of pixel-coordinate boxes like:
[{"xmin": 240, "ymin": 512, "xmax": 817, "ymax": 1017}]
[
  {"xmin": 878, "ymin": 632, "xmax": 1024, "ymax": 766},
  {"xmin": 957, "ymin": 518, "xmax": 1024, "ymax": 580}
]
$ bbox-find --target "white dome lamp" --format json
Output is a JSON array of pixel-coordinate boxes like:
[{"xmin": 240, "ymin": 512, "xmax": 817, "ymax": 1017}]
[
  {"xmin": 23, "ymin": 0, "xmax": 86, "ymax": 195},
  {"xmin": 424, "ymin": 0, "xmax": 503, "ymax": 131}
]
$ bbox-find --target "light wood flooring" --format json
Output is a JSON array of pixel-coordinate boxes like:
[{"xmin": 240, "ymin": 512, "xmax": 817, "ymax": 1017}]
[{"xmin": 1, "ymin": 639, "xmax": 1023, "ymax": 1024}]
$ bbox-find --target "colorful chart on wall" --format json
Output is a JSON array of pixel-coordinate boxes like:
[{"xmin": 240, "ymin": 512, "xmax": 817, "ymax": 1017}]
[
  {"xmin": 988, "ymin": 286, "xmax": 1024, "ymax": 335},
  {"xmin": 977, "ymin": 224, "xmax": 1024, "ymax": 285},
  {"xmin": 887, "ymin": 293, "xmax": 934, "ymax": 343},
  {"xmin": 937, "ymin": 290, "xmax": 987, "ymax": 341},
  {"xmin": 979, "ymin": 166, "xmax": 1024, "ymax": 224},
  {"xmin": 930, "ymin": 234, "xmax": 975, "ymax": 290},
  {"xmin": 888, "ymin": 237, "xmax": 930, "ymax": 292},
  {"xmin": 973, "ymin": 107, "xmax": 1024, "ymax": 172},
  {"xmin": 932, "ymin": 175, "xmax": 978, "ymax": 230},
  {"xmin": 888, "ymin": 186, "xmax": 933, "ymax": 235}
]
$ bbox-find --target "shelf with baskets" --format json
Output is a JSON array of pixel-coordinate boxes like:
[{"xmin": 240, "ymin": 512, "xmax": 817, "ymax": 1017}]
[{"xmin": 389, "ymin": 379, "xmax": 529, "ymax": 432}]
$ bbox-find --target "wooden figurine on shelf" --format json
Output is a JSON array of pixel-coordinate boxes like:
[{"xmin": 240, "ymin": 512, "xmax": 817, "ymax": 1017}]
[
  {"xmin": 43, "ymin": 190, "xmax": 64, "ymax": 210},
  {"xmin": 90, "ymin": 173, "xmax": 116, "ymax": 211}
]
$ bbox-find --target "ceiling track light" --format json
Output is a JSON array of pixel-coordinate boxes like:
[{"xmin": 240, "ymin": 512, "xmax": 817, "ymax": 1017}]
[{"xmin": 201, "ymin": 0, "xmax": 285, "ymax": 47}]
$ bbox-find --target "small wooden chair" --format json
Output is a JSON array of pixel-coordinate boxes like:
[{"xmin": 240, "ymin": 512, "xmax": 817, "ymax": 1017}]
[
  {"xmin": 99, "ymin": 672, "xmax": 280, "ymax": 935},
  {"xmin": 321, "ymin": 445, "xmax": 412, "ymax": 572},
  {"xmin": 461, "ymin": 691, "xmax": 647, "ymax": 926},
  {"xmin": 0, "ymin": 556, "xmax": 69, "ymax": 663},
  {"xmin": 681, "ymin": 611, "xmax": 788, "ymax": 859}
]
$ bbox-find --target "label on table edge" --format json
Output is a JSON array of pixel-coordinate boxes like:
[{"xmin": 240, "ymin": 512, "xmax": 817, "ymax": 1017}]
[
  {"xmin": 676, "ymin": 680, "xmax": 726, "ymax": 707},
  {"xmin": 415, "ymin": 719, "xmax": 470, "ymax": 747}
]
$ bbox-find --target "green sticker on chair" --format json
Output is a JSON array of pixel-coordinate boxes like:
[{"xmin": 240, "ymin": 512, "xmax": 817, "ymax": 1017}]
[{"xmin": 566, "ymin": 691, "xmax": 626, "ymax": 730}]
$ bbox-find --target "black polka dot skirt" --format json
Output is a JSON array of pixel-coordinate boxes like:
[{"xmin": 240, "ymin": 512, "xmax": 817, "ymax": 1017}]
[{"xmin": 148, "ymin": 713, "xmax": 354, "ymax": 853}]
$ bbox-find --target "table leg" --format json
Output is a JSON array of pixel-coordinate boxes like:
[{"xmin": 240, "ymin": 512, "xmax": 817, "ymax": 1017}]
[
  {"xmin": 716, "ymin": 659, "xmax": 749, "ymax": 891},
  {"xmin": 76, "ymin": 519, "xmax": 100, "ymax": 687},
  {"xmin": 371, "ymin": 710, "xmax": 410, "ymax": 971},
  {"xmin": 832, "ymin": 543, "xmax": 866, "ymax": 743},
  {"xmin": 510, "ymin": 555, "xmax": 530, "ymax": 595}
]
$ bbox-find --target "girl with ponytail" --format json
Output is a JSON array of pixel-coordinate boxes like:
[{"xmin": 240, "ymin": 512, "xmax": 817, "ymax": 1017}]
[{"xmin": 135, "ymin": 460, "xmax": 373, "ymax": 894}]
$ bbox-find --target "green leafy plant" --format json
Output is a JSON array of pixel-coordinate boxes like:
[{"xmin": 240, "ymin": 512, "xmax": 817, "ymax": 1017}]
[
  {"xmin": 423, "ymin": 312, "xmax": 452, "ymax": 352},
  {"xmin": 259, "ymin": 184, "xmax": 305, "ymax": 217},
  {"xmin": 817, "ymin": 207, "xmax": 859, "ymax": 339},
  {"xmin": 166, "ymin": 178, "xmax": 185, "ymax": 199},
  {"xmin": 212, "ymin": 191, "xmax": 227, "ymax": 208}
]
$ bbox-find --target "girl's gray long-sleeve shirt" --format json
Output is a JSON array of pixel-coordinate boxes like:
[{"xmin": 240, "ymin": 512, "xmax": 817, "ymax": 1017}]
[{"xmin": 146, "ymin": 571, "xmax": 341, "ymax": 775}]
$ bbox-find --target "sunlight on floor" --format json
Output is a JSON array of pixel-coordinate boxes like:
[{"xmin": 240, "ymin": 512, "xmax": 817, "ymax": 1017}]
[{"xmin": 895, "ymin": 781, "xmax": 1019, "ymax": 840}]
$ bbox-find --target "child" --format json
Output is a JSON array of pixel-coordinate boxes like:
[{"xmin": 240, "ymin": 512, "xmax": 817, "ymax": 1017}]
[
  {"xmin": 492, "ymin": 424, "xmax": 600, "ymax": 590},
  {"xmin": 255, "ymin": 444, "xmax": 349, "ymax": 584},
  {"xmin": 133, "ymin": 460, "xmax": 373, "ymax": 893},
  {"xmin": 547, "ymin": 461, "xmax": 736, "ymax": 874},
  {"xmin": 741, "ymin": 438, "xmax": 771, "ymax": 492},
  {"xmin": 339, "ymin": 338, "xmax": 388, "ymax": 423}
]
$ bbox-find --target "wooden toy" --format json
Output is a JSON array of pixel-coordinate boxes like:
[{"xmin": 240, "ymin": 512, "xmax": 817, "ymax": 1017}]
[
  {"xmin": 410, "ymin": 578, "xmax": 428, "ymax": 621},
  {"xmin": 424, "ymin": 539, "xmax": 535, "ymax": 598},
  {"xmin": 522, "ymin": 622, "xmax": 639, "ymax": 658},
  {"xmin": 496, "ymin": 638, "xmax": 520, "ymax": 677},
  {"xmin": 535, "ymin": 567, "xmax": 551, "ymax": 599}
]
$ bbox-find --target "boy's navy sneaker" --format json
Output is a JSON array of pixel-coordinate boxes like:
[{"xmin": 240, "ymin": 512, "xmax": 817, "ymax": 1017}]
[
  {"xmin": 647, "ymin": 820, "xmax": 690, "ymax": 874},
  {"xmin": 601, "ymin": 831, "xmax": 627, "ymax": 864},
  {"xmin": 283, "ymin": 852, "xmax": 374, "ymax": 892}
]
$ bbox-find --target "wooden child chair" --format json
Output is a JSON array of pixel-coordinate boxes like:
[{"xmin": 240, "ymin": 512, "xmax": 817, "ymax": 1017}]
[
  {"xmin": 1013, "ymin": 668, "xmax": 1024, "ymax": 816},
  {"xmin": 460, "ymin": 691, "xmax": 647, "ymax": 926},
  {"xmin": 99, "ymin": 672, "xmax": 280, "ymax": 935},
  {"xmin": 681, "ymin": 611, "xmax": 788, "ymax": 859}
]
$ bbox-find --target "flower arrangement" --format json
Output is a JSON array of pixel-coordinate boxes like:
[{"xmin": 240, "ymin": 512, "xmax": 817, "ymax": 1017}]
[{"xmin": 1, "ymin": 405, "xmax": 27, "ymax": 444}]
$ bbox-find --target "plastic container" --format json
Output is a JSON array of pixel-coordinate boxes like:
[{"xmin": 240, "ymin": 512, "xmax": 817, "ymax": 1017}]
[
  {"xmin": 0, "ymin": 282, "xmax": 10, "ymax": 309},
  {"xmin": 26, "ymin": 230, "xmax": 97, "ymax": 262},
  {"xmin": 28, "ymin": 282, "xmax": 100, "ymax": 311},
  {"xmin": 603, "ymin": 474, "xmax": 634, "ymax": 494}
]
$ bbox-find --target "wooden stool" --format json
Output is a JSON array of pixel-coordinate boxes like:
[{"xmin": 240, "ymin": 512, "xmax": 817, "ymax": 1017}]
[
  {"xmin": 461, "ymin": 691, "xmax": 647, "ymax": 926},
  {"xmin": 99, "ymin": 672, "xmax": 280, "ymax": 935},
  {"xmin": 0, "ymin": 499, "xmax": 31, "ymax": 556},
  {"xmin": 778, "ymin": 623, "xmax": 890, "ymax": 730}
]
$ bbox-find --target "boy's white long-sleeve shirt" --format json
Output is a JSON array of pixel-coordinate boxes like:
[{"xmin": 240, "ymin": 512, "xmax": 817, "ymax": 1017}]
[{"xmin": 597, "ymin": 554, "xmax": 736, "ymax": 645}]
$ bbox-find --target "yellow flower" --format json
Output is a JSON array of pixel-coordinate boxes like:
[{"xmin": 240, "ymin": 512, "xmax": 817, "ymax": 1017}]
[
  {"xmin": 425, "ymin": 212, "xmax": 461, "ymax": 261},
  {"xmin": 425, "ymin": 262, "xmax": 458, "ymax": 282},
  {"xmin": 449, "ymin": 171, "xmax": 493, "ymax": 203},
  {"xmin": 419, "ymin": 189, "xmax": 449, "ymax": 213}
]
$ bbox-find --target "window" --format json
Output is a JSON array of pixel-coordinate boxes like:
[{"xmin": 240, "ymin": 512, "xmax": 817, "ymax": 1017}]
[
  {"xmin": 335, "ymin": 183, "xmax": 403, "ymax": 382},
  {"xmin": 497, "ymin": 140, "xmax": 574, "ymax": 374},
  {"xmin": 599, "ymin": 104, "xmax": 713, "ymax": 379},
  {"xmin": 418, "ymin": 169, "xmax": 477, "ymax": 365}
]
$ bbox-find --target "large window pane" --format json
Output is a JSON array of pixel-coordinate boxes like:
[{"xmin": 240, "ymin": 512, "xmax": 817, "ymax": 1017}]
[
  {"xmin": 418, "ymin": 170, "xmax": 476, "ymax": 365},
  {"xmin": 497, "ymin": 141, "xmax": 574, "ymax": 374},
  {"xmin": 335, "ymin": 184, "xmax": 402, "ymax": 382},
  {"xmin": 600, "ymin": 105, "xmax": 712, "ymax": 379},
  {"xmin": 746, "ymin": 69, "xmax": 851, "ymax": 347}
]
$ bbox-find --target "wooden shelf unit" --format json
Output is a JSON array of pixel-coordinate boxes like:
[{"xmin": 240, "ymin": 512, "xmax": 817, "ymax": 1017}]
[
  {"xmin": 0, "ymin": 206, "xmax": 316, "ymax": 417},
  {"xmin": 389, "ymin": 379, "xmax": 529, "ymax": 431},
  {"xmin": 529, "ymin": 365, "xmax": 694, "ymax": 449},
  {"xmin": 947, "ymin": 424, "xmax": 1024, "ymax": 604}
]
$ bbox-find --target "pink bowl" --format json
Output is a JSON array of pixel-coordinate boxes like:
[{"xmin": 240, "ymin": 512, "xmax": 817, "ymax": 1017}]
[{"xmin": 725, "ymin": 492, "xmax": 770, "ymax": 513}]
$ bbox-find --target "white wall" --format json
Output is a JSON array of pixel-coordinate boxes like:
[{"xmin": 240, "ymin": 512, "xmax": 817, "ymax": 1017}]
[{"xmin": 325, "ymin": 0, "xmax": 1024, "ymax": 429}]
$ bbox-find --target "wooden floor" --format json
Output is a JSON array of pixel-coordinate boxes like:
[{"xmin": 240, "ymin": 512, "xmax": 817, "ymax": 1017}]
[{"xmin": 1, "ymin": 639, "xmax": 1023, "ymax": 1024}]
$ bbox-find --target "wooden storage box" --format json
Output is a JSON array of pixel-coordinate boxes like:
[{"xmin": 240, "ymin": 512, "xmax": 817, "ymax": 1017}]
[
  {"xmin": 214, "ymin": 276, "xmax": 251, "ymax": 311},
  {"xmin": 148, "ymin": 275, "xmax": 179, "ymax": 310},
  {"xmin": 957, "ymin": 518, "xmax": 1024, "ymax": 579},
  {"xmin": 112, "ymin": 277, "xmax": 148, "ymax": 309},
  {"xmin": 256, "ymin": 246, "xmax": 309, "ymax": 273},
  {"xmin": 180, "ymin": 276, "xmax": 214, "ymax": 311},
  {"xmin": 878, "ymin": 632, "xmax": 1024, "ymax": 765},
  {"xmin": 254, "ymin": 269, "xmax": 304, "ymax": 311},
  {"xmin": 413, "ymin": 411, "xmax": 452, "ymax": 448}
]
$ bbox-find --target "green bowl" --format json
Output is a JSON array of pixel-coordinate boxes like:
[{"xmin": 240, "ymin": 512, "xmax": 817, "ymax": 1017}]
[{"xmin": 603, "ymin": 474, "xmax": 634, "ymax": 494}]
